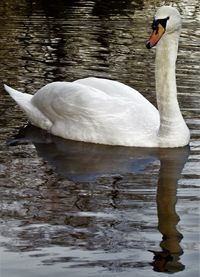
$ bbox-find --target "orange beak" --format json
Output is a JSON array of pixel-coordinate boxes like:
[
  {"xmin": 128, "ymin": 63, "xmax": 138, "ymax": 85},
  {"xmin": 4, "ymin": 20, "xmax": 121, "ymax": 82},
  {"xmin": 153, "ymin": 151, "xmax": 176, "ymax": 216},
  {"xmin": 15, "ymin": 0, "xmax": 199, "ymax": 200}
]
[{"xmin": 146, "ymin": 23, "xmax": 165, "ymax": 49}]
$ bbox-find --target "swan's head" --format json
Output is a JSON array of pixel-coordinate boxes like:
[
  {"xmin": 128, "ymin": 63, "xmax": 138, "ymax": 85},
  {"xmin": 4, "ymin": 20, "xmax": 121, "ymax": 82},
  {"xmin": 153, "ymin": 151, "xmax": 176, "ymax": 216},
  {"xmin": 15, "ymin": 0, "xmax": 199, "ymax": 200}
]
[{"xmin": 146, "ymin": 6, "xmax": 181, "ymax": 49}]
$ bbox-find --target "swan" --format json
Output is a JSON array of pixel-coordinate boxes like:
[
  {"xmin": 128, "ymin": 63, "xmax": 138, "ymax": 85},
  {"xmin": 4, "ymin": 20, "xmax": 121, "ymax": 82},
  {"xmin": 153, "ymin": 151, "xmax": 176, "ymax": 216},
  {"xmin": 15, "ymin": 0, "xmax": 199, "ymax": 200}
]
[{"xmin": 4, "ymin": 6, "xmax": 190, "ymax": 148}]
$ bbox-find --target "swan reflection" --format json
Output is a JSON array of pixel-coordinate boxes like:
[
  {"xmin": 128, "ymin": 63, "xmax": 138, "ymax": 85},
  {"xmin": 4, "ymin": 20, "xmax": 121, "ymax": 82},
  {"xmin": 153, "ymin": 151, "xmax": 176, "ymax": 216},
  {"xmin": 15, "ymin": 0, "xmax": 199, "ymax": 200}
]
[
  {"xmin": 150, "ymin": 146, "xmax": 189, "ymax": 273},
  {"xmin": 8, "ymin": 125, "xmax": 189, "ymax": 273},
  {"xmin": 9, "ymin": 125, "xmax": 160, "ymax": 182}
]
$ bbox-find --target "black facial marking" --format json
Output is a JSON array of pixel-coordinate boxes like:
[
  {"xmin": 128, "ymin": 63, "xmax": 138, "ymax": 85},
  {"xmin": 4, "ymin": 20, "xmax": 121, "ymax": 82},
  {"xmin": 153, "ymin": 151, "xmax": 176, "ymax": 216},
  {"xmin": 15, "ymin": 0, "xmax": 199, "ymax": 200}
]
[{"xmin": 152, "ymin": 16, "xmax": 170, "ymax": 31}]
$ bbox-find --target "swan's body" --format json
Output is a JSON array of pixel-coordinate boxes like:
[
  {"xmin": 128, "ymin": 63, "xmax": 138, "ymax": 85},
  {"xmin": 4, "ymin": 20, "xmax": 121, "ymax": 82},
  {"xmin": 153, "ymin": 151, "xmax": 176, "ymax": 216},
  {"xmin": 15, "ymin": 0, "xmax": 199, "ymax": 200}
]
[{"xmin": 4, "ymin": 6, "xmax": 190, "ymax": 148}]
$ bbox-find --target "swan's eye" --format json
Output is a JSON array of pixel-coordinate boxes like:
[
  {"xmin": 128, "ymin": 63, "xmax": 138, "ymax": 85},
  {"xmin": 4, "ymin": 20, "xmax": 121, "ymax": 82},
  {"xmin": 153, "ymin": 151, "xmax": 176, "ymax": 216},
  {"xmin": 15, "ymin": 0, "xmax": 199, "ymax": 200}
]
[
  {"xmin": 152, "ymin": 19, "xmax": 158, "ymax": 30},
  {"xmin": 152, "ymin": 19, "xmax": 159, "ymax": 34}
]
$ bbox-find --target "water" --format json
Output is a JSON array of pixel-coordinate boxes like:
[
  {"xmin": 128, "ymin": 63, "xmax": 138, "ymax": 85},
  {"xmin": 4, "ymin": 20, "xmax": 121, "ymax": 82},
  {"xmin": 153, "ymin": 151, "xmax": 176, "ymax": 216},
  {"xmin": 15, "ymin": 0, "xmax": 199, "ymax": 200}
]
[{"xmin": 0, "ymin": 0, "xmax": 200, "ymax": 276}]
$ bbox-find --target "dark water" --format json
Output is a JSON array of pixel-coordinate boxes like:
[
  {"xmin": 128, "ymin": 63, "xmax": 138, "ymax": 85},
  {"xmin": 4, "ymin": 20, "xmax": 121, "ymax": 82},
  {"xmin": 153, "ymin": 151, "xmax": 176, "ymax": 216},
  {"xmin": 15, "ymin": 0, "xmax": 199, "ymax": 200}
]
[{"xmin": 0, "ymin": 0, "xmax": 200, "ymax": 276}]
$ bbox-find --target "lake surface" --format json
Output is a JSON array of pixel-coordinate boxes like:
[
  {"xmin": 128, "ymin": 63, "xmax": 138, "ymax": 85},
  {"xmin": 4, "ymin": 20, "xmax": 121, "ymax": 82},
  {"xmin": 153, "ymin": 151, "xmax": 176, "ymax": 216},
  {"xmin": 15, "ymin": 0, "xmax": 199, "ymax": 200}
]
[{"xmin": 0, "ymin": 0, "xmax": 199, "ymax": 276}]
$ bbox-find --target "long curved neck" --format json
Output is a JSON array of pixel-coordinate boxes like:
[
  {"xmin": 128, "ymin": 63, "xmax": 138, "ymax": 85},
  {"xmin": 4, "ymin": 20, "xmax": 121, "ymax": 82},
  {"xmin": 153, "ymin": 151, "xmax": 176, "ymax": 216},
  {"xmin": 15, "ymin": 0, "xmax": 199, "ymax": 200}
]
[{"xmin": 155, "ymin": 31, "xmax": 186, "ymax": 140}]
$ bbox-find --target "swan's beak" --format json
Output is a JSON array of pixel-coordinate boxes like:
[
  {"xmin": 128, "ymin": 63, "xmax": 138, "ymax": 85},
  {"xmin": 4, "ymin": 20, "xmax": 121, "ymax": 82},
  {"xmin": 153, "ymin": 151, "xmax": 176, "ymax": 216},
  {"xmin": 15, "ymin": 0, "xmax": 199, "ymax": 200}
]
[{"xmin": 146, "ymin": 23, "xmax": 165, "ymax": 49}]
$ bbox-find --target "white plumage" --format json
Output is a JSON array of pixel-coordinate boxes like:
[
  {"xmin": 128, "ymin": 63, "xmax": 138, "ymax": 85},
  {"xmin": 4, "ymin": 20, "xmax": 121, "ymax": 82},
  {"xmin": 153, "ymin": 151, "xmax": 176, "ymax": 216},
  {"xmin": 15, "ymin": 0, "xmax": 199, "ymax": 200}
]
[{"xmin": 4, "ymin": 6, "xmax": 190, "ymax": 148}]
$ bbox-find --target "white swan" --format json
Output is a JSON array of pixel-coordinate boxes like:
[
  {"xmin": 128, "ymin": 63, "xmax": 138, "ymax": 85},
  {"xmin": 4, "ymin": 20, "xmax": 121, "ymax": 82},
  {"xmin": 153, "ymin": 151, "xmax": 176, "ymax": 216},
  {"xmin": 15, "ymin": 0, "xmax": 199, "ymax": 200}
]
[{"xmin": 4, "ymin": 6, "xmax": 190, "ymax": 148}]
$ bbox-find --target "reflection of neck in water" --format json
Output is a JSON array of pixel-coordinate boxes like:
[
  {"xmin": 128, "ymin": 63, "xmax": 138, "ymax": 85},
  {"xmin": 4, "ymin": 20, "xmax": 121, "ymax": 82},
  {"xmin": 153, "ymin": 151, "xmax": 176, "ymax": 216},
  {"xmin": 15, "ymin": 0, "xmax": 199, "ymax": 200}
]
[{"xmin": 150, "ymin": 147, "xmax": 189, "ymax": 273}]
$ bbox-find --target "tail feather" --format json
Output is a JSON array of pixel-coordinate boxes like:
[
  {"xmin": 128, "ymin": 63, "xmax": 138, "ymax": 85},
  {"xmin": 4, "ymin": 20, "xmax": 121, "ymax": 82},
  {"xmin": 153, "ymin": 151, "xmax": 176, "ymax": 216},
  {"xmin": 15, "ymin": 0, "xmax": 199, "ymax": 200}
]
[
  {"xmin": 4, "ymin": 84, "xmax": 32, "ymax": 106},
  {"xmin": 4, "ymin": 84, "xmax": 52, "ymax": 130}
]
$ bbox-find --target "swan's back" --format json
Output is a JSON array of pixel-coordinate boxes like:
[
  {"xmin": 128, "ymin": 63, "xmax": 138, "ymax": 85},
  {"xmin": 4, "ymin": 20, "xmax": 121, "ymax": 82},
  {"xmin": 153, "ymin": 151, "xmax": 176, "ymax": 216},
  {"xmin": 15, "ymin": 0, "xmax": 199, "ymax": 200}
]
[{"xmin": 74, "ymin": 77, "xmax": 146, "ymax": 100}]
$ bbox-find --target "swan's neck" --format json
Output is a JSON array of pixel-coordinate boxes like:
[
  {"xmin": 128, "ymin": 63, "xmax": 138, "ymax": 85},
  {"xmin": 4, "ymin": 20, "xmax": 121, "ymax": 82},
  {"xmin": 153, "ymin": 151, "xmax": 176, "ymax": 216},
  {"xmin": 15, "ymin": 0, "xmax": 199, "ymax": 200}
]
[{"xmin": 155, "ymin": 31, "xmax": 189, "ymax": 146}]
